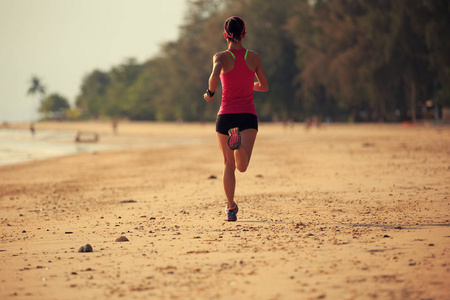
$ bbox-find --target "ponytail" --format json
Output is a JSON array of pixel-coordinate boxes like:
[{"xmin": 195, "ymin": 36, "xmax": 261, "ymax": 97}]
[{"xmin": 224, "ymin": 16, "xmax": 246, "ymax": 42}]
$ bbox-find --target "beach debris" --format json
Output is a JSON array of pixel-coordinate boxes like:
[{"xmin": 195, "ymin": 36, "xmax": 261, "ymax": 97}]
[
  {"xmin": 186, "ymin": 250, "xmax": 209, "ymax": 254},
  {"xmin": 256, "ymin": 174, "xmax": 263, "ymax": 178},
  {"xmin": 74, "ymin": 131, "xmax": 99, "ymax": 143},
  {"xmin": 208, "ymin": 175, "xmax": 217, "ymax": 179},
  {"xmin": 115, "ymin": 236, "xmax": 129, "ymax": 242},
  {"xmin": 367, "ymin": 249, "xmax": 385, "ymax": 253},
  {"xmin": 65, "ymin": 232, "xmax": 73, "ymax": 234},
  {"xmin": 295, "ymin": 222, "xmax": 305, "ymax": 228},
  {"xmin": 120, "ymin": 200, "xmax": 137, "ymax": 203},
  {"xmin": 78, "ymin": 244, "xmax": 93, "ymax": 252},
  {"xmin": 362, "ymin": 142, "xmax": 375, "ymax": 147}
]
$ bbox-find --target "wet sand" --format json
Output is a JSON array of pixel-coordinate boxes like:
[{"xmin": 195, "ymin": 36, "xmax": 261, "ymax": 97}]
[{"xmin": 1, "ymin": 122, "xmax": 449, "ymax": 300}]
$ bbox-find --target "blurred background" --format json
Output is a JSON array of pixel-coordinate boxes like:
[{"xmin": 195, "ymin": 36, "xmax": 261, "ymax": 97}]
[{"xmin": 1, "ymin": 0, "xmax": 449, "ymax": 124}]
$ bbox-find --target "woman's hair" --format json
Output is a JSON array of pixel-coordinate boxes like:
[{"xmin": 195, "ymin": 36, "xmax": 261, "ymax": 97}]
[{"xmin": 224, "ymin": 16, "xmax": 246, "ymax": 42}]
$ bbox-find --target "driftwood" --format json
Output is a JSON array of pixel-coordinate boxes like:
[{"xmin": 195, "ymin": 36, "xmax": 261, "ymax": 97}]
[{"xmin": 74, "ymin": 131, "xmax": 99, "ymax": 143}]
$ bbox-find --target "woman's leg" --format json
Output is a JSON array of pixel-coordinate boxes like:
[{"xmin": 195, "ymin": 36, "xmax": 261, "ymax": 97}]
[
  {"xmin": 217, "ymin": 133, "xmax": 236, "ymax": 209},
  {"xmin": 217, "ymin": 128, "xmax": 257, "ymax": 208},
  {"xmin": 234, "ymin": 128, "xmax": 257, "ymax": 172}
]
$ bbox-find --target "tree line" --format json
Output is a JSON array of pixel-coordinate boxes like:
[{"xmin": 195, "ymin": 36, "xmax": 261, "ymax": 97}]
[{"xmin": 39, "ymin": 0, "xmax": 450, "ymax": 122}]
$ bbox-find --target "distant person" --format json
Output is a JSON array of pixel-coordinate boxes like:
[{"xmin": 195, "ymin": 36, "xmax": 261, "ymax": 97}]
[
  {"xmin": 203, "ymin": 16, "xmax": 269, "ymax": 221},
  {"xmin": 29, "ymin": 123, "xmax": 35, "ymax": 136},
  {"xmin": 315, "ymin": 115, "xmax": 322, "ymax": 128},
  {"xmin": 112, "ymin": 120, "xmax": 118, "ymax": 135},
  {"xmin": 305, "ymin": 118, "xmax": 312, "ymax": 131},
  {"xmin": 75, "ymin": 131, "xmax": 81, "ymax": 142}
]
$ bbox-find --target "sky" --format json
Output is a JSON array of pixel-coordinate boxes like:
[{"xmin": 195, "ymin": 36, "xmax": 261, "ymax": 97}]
[{"xmin": 0, "ymin": 0, "xmax": 187, "ymax": 122}]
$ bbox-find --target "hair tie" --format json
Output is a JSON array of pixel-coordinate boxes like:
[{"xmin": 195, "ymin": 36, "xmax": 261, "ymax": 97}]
[{"xmin": 224, "ymin": 16, "xmax": 245, "ymax": 39}]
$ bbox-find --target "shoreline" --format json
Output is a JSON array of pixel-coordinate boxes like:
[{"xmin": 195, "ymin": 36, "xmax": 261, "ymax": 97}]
[
  {"xmin": 0, "ymin": 122, "xmax": 211, "ymax": 167},
  {"xmin": 1, "ymin": 122, "xmax": 449, "ymax": 299}
]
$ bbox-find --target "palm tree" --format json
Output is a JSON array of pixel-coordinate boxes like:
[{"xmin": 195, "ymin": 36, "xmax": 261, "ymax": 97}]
[
  {"xmin": 27, "ymin": 76, "xmax": 46, "ymax": 98},
  {"xmin": 27, "ymin": 76, "xmax": 47, "ymax": 121}
]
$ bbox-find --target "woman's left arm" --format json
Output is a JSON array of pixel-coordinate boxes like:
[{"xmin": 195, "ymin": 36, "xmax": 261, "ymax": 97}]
[{"xmin": 253, "ymin": 54, "xmax": 269, "ymax": 92}]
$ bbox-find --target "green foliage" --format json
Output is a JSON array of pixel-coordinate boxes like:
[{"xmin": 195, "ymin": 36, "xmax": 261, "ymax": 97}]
[
  {"xmin": 74, "ymin": 0, "xmax": 450, "ymax": 122},
  {"xmin": 290, "ymin": 0, "xmax": 449, "ymax": 121},
  {"xmin": 27, "ymin": 76, "xmax": 46, "ymax": 99},
  {"xmin": 65, "ymin": 108, "xmax": 82, "ymax": 120},
  {"xmin": 39, "ymin": 93, "xmax": 70, "ymax": 119},
  {"xmin": 75, "ymin": 70, "xmax": 111, "ymax": 119}
]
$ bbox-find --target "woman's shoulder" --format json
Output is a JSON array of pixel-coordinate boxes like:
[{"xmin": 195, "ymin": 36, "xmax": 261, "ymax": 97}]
[
  {"xmin": 213, "ymin": 51, "xmax": 236, "ymax": 69},
  {"xmin": 245, "ymin": 49, "xmax": 260, "ymax": 58},
  {"xmin": 245, "ymin": 50, "xmax": 262, "ymax": 66},
  {"xmin": 214, "ymin": 50, "xmax": 232, "ymax": 59}
]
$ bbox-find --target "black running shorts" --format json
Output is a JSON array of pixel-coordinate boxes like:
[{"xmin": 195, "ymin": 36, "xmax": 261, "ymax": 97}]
[{"xmin": 215, "ymin": 113, "xmax": 258, "ymax": 135}]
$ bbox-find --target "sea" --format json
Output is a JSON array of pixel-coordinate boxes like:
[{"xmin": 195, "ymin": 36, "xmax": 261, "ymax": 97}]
[
  {"xmin": 0, "ymin": 127, "xmax": 201, "ymax": 167},
  {"xmin": 0, "ymin": 128, "xmax": 119, "ymax": 167}
]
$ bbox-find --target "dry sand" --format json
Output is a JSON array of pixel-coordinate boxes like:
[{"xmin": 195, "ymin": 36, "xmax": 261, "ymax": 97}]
[{"xmin": 0, "ymin": 122, "xmax": 449, "ymax": 300}]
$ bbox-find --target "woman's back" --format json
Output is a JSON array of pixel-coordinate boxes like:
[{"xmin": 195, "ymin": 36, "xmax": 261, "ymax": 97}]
[
  {"xmin": 219, "ymin": 49, "xmax": 259, "ymax": 73},
  {"xmin": 219, "ymin": 48, "xmax": 256, "ymax": 115}
]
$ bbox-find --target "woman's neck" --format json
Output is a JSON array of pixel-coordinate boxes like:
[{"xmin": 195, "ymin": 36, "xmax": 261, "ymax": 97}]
[{"xmin": 227, "ymin": 41, "xmax": 244, "ymax": 50}]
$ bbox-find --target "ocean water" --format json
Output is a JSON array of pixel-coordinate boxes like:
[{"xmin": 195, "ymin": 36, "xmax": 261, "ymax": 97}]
[{"xmin": 0, "ymin": 129, "xmax": 119, "ymax": 167}]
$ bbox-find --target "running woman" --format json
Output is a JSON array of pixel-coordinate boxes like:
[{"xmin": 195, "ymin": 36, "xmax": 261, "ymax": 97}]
[{"xmin": 203, "ymin": 16, "xmax": 269, "ymax": 221}]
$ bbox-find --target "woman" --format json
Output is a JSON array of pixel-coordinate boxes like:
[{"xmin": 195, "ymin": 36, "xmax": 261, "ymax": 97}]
[{"xmin": 204, "ymin": 16, "xmax": 269, "ymax": 221}]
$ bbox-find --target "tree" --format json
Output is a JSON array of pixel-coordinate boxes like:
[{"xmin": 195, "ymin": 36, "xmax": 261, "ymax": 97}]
[
  {"xmin": 75, "ymin": 70, "xmax": 111, "ymax": 119},
  {"xmin": 289, "ymin": 0, "xmax": 447, "ymax": 121},
  {"xmin": 73, "ymin": 0, "xmax": 449, "ymax": 122},
  {"xmin": 27, "ymin": 76, "xmax": 46, "ymax": 98},
  {"xmin": 27, "ymin": 75, "xmax": 47, "ymax": 121},
  {"xmin": 423, "ymin": 0, "xmax": 450, "ymax": 107},
  {"xmin": 39, "ymin": 93, "xmax": 70, "ymax": 119},
  {"xmin": 105, "ymin": 58, "xmax": 144, "ymax": 119}
]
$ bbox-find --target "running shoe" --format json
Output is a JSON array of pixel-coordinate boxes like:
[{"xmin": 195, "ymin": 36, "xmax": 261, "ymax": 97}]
[
  {"xmin": 227, "ymin": 127, "xmax": 241, "ymax": 150},
  {"xmin": 226, "ymin": 204, "xmax": 239, "ymax": 221}
]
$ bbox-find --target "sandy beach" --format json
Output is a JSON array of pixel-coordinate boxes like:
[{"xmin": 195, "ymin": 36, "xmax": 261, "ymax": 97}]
[{"xmin": 1, "ymin": 121, "xmax": 449, "ymax": 300}]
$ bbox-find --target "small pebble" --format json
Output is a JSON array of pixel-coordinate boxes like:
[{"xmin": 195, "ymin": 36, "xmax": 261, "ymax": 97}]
[
  {"xmin": 115, "ymin": 236, "xmax": 129, "ymax": 242},
  {"xmin": 78, "ymin": 244, "xmax": 93, "ymax": 252},
  {"xmin": 120, "ymin": 200, "xmax": 137, "ymax": 203}
]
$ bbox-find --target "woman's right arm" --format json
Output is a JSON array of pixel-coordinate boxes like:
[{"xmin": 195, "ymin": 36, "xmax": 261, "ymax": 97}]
[
  {"xmin": 253, "ymin": 54, "xmax": 269, "ymax": 92},
  {"xmin": 204, "ymin": 53, "xmax": 223, "ymax": 102}
]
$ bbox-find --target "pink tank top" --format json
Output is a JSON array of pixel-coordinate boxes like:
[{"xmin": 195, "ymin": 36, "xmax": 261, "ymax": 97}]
[{"xmin": 218, "ymin": 49, "xmax": 256, "ymax": 115}]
